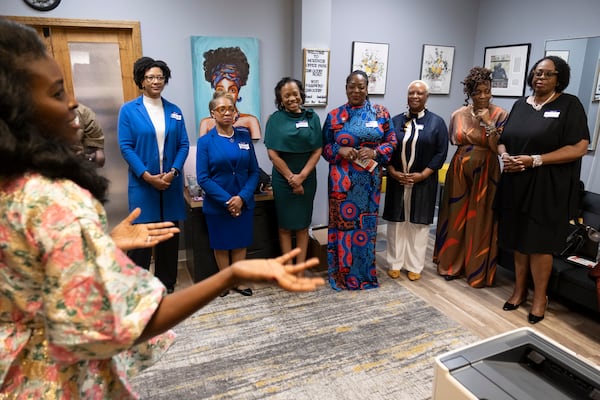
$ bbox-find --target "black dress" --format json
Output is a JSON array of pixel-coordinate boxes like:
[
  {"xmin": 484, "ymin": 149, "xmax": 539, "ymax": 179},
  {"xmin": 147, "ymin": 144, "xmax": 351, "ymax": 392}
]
[{"xmin": 496, "ymin": 93, "xmax": 590, "ymax": 254}]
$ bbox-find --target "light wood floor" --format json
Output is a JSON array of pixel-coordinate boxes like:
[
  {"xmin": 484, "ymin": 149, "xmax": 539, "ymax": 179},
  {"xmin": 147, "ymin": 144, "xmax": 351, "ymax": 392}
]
[{"xmin": 174, "ymin": 230, "xmax": 600, "ymax": 367}]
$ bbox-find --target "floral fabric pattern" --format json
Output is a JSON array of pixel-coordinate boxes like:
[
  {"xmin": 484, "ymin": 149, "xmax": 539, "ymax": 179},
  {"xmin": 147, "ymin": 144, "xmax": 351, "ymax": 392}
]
[{"xmin": 0, "ymin": 173, "xmax": 174, "ymax": 399}]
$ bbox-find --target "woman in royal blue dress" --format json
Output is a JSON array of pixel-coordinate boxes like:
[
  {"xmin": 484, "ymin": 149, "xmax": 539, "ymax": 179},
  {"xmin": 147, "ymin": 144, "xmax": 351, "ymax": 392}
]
[
  {"xmin": 322, "ymin": 70, "xmax": 397, "ymax": 290},
  {"xmin": 196, "ymin": 91, "xmax": 260, "ymax": 297}
]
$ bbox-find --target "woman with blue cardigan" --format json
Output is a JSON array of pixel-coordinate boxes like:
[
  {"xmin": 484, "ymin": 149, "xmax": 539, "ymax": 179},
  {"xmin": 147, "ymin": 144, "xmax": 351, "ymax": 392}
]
[{"xmin": 118, "ymin": 57, "xmax": 190, "ymax": 294}]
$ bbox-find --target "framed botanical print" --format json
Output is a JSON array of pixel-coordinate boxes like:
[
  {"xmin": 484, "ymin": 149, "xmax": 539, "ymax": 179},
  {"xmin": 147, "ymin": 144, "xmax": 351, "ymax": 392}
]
[
  {"xmin": 420, "ymin": 44, "xmax": 454, "ymax": 95},
  {"xmin": 351, "ymin": 41, "xmax": 389, "ymax": 95}
]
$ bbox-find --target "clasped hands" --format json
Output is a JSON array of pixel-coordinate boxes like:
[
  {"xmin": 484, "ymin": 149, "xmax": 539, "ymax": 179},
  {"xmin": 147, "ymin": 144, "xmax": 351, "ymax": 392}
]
[
  {"xmin": 287, "ymin": 173, "xmax": 305, "ymax": 195},
  {"xmin": 390, "ymin": 169, "xmax": 424, "ymax": 185},
  {"xmin": 226, "ymin": 195, "xmax": 244, "ymax": 217},
  {"xmin": 143, "ymin": 171, "xmax": 177, "ymax": 190},
  {"xmin": 501, "ymin": 153, "xmax": 529, "ymax": 172},
  {"xmin": 340, "ymin": 146, "xmax": 375, "ymax": 162}
]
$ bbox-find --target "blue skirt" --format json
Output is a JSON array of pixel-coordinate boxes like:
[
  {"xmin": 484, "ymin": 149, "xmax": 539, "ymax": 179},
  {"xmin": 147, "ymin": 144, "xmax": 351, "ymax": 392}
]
[{"xmin": 205, "ymin": 210, "xmax": 254, "ymax": 250}]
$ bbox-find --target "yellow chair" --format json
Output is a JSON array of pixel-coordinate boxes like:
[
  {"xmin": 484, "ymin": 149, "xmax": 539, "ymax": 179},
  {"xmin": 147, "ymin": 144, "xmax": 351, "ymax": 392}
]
[{"xmin": 438, "ymin": 163, "xmax": 450, "ymax": 185}]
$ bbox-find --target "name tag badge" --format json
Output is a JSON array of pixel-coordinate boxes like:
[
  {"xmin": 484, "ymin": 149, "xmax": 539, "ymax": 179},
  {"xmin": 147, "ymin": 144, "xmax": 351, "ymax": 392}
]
[
  {"xmin": 415, "ymin": 124, "xmax": 424, "ymax": 130},
  {"xmin": 239, "ymin": 142, "xmax": 250, "ymax": 150},
  {"xmin": 296, "ymin": 120, "xmax": 309, "ymax": 128},
  {"xmin": 544, "ymin": 110, "xmax": 560, "ymax": 118},
  {"xmin": 366, "ymin": 121, "xmax": 379, "ymax": 128},
  {"xmin": 170, "ymin": 112, "xmax": 182, "ymax": 120}
]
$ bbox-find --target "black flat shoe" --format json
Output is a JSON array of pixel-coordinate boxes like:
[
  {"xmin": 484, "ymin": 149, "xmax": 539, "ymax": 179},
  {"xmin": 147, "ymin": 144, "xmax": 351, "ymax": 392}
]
[
  {"xmin": 503, "ymin": 300, "xmax": 525, "ymax": 311},
  {"xmin": 443, "ymin": 275, "xmax": 458, "ymax": 281},
  {"xmin": 219, "ymin": 290, "xmax": 230, "ymax": 297},
  {"xmin": 233, "ymin": 287, "xmax": 253, "ymax": 296}
]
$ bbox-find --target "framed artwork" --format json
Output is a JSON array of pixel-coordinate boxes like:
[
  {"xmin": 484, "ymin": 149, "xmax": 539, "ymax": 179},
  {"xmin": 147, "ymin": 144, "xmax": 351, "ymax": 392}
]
[
  {"xmin": 484, "ymin": 43, "xmax": 531, "ymax": 97},
  {"xmin": 351, "ymin": 41, "xmax": 389, "ymax": 95},
  {"xmin": 303, "ymin": 48, "xmax": 330, "ymax": 106},
  {"xmin": 420, "ymin": 44, "xmax": 455, "ymax": 95},
  {"xmin": 190, "ymin": 36, "xmax": 261, "ymax": 139},
  {"xmin": 545, "ymin": 49, "xmax": 570, "ymax": 63}
]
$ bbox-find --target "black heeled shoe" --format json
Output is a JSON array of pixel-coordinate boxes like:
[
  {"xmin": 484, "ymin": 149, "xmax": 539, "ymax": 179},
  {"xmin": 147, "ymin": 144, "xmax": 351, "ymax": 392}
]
[
  {"xmin": 443, "ymin": 275, "xmax": 458, "ymax": 281},
  {"xmin": 233, "ymin": 287, "xmax": 253, "ymax": 296},
  {"xmin": 528, "ymin": 297, "xmax": 548, "ymax": 324},
  {"xmin": 502, "ymin": 297, "xmax": 526, "ymax": 311}
]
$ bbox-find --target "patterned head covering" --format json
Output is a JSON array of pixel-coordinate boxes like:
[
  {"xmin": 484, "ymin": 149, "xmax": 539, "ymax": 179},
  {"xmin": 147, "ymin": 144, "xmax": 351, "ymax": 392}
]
[{"xmin": 211, "ymin": 63, "xmax": 241, "ymax": 89}]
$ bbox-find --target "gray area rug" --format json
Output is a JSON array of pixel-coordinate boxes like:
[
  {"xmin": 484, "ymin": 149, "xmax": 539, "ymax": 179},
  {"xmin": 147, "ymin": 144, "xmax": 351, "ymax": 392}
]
[{"xmin": 132, "ymin": 268, "xmax": 478, "ymax": 399}]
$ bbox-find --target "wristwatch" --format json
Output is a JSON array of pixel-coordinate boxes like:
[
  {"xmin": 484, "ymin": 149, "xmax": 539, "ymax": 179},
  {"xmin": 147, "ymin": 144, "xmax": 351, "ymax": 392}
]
[{"xmin": 170, "ymin": 168, "xmax": 180, "ymax": 177}]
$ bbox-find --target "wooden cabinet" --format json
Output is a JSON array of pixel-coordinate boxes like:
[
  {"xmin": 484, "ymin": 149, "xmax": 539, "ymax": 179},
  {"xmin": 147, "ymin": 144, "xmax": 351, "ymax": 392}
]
[{"xmin": 183, "ymin": 191, "xmax": 280, "ymax": 282}]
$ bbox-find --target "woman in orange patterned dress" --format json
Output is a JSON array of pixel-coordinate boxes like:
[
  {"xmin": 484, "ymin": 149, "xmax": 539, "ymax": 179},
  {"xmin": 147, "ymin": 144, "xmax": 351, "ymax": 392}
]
[{"xmin": 433, "ymin": 67, "xmax": 508, "ymax": 287}]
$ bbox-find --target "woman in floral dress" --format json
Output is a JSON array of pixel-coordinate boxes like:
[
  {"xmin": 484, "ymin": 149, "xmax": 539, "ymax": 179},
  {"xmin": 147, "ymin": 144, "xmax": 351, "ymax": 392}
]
[{"xmin": 0, "ymin": 18, "xmax": 324, "ymax": 399}]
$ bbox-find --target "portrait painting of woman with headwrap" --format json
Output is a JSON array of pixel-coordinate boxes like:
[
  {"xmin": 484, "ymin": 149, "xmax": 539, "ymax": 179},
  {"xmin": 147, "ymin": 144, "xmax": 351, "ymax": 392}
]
[{"xmin": 192, "ymin": 37, "xmax": 261, "ymax": 140}]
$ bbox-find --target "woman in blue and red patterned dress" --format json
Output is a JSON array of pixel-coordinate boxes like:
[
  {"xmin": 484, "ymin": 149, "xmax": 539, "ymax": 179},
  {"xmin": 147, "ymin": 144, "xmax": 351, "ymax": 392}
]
[{"xmin": 322, "ymin": 70, "xmax": 397, "ymax": 290}]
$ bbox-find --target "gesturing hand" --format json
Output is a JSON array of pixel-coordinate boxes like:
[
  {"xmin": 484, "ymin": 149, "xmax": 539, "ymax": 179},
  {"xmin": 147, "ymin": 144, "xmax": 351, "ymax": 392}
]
[{"xmin": 110, "ymin": 207, "xmax": 180, "ymax": 251}]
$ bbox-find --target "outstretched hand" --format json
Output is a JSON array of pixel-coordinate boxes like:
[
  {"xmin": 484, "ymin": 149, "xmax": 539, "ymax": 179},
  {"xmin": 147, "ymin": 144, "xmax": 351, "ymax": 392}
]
[
  {"xmin": 230, "ymin": 248, "xmax": 325, "ymax": 291},
  {"xmin": 110, "ymin": 207, "xmax": 180, "ymax": 251}
]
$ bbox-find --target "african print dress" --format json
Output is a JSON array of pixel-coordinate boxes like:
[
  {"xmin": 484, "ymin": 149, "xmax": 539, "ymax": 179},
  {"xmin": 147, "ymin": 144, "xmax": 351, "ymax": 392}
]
[
  {"xmin": 433, "ymin": 103, "xmax": 508, "ymax": 287},
  {"xmin": 322, "ymin": 101, "xmax": 397, "ymax": 290}
]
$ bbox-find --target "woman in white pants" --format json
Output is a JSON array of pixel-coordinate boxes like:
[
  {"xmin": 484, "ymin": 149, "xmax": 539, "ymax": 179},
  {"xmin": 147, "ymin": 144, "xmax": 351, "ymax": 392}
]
[{"xmin": 383, "ymin": 80, "xmax": 448, "ymax": 280}]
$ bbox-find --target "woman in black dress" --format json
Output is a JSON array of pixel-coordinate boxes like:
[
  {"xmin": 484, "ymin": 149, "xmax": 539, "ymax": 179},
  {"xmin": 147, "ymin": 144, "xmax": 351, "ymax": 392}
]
[{"xmin": 497, "ymin": 56, "xmax": 589, "ymax": 323}]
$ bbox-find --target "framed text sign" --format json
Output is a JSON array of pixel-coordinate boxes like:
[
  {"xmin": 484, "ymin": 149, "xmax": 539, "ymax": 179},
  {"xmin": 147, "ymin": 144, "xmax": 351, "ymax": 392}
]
[{"xmin": 302, "ymin": 48, "xmax": 330, "ymax": 106}]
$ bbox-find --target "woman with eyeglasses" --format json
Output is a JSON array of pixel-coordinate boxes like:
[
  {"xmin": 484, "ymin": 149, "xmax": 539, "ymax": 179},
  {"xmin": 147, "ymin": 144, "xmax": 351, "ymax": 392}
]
[
  {"xmin": 118, "ymin": 57, "xmax": 190, "ymax": 294},
  {"xmin": 196, "ymin": 91, "xmax": 260, "ymax": 297},
  {"xmin": 496, "ymin": 56, "xmax": 590, "ymax": 324},
  {"xmin": 434, "ymin": 67, "xmax": 509, "ymax": 287}
]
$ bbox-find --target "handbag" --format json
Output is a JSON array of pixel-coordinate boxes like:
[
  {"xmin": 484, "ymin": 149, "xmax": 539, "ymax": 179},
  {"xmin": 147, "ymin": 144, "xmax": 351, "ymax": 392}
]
[{"xmin": 558, "ymin": 222, "xmax": 599, "ymax": 261}]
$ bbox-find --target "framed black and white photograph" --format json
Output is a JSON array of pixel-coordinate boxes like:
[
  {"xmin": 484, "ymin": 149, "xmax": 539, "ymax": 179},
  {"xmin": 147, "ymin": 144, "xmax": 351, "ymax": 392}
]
[
  {"xmin": 302, "ymin": 48, "xmax": 330, "ymax": 106},
  {"xmin": 484, "ymin": 43, "xmax": 531, "ymax": 97},
  {"xmin": 351, "ymin": 41, "xmax": 389, "ymax": 95},
  {"xmin": 420, "ymin": 44, "xmax": 455, "ymax": 95}
]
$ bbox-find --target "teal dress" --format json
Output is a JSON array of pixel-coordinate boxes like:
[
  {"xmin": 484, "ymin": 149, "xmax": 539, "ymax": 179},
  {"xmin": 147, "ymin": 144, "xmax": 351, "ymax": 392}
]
[{"xmin": 264, "ymin": 108, "xmax": 322, "ymax": 230}]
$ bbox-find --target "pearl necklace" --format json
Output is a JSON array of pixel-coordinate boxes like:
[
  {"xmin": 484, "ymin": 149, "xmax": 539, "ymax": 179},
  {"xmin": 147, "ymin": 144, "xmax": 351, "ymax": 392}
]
[
  {"xmin": 528, "ymin": 91, "xmax": 555, "ymax": 111},
  {"xmin": 217, "ymin": 129, "xmax": 235, "ymax": 142}
]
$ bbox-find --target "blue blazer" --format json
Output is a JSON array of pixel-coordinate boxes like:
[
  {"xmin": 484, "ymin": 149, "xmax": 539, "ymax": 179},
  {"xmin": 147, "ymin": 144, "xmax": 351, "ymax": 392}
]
[
  {"xmin": 196, "ymin": 127, "xmax": 260, "ymax": 215},
  {"xmin": 118, "ymin": 95, "xmax": 190, "ymax": 223}
]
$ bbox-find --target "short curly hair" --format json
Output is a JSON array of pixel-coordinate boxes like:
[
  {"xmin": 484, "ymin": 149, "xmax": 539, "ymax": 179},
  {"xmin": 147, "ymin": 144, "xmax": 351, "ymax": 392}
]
[
  {"xmin": 203, "ymin": 47, "xmax": 249, "ymax": 88},
  {"xmin": 461, "ymin": 67, "xmax": 492, "ymax": 105},
  {"xmin": 132, "ymin": 57, "xmax": 171, "ymax": 89},
  {"xmin": 526, "ymin": 56, "xmax": 570, "ymax": 93}
]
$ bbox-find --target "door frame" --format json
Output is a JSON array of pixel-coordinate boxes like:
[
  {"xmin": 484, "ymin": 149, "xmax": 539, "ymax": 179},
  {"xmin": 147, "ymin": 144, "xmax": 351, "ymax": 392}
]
[{"xmin": 6, "ymin": 16, "xmax": 142, "ymax": 102}]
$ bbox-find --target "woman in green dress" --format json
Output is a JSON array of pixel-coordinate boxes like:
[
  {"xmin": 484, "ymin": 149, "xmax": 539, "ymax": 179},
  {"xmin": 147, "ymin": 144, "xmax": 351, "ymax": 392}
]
[{"xmin": 265, "ymin": 77, "xmax": 323, "ymax": 265}]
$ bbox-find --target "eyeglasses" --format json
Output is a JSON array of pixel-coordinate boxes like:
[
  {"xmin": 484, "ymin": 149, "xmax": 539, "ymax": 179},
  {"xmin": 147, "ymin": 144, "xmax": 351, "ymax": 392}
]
[
  {"xmin": 212, "ymin": 106, "xmax": 236, "ymax": 114},
  {"xmin": 533, "ymin": 70, "xmax": 558, "ymax": 78},
  {"xmin": 144, "ymin": 75, "xmax": 165, "ymax": 82}
]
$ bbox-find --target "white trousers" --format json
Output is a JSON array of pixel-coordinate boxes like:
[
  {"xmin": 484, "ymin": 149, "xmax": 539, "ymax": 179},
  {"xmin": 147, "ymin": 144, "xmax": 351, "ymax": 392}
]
[{"xmin": 385, "ymin": 187, "xmax": 430, "ymax": 273}]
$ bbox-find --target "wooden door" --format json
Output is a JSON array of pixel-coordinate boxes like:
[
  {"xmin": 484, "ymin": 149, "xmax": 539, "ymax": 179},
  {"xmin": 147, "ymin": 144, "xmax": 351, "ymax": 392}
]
[{"xmin": 7, "ymin": 17, "xmax": 142, "ymax": 228}]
